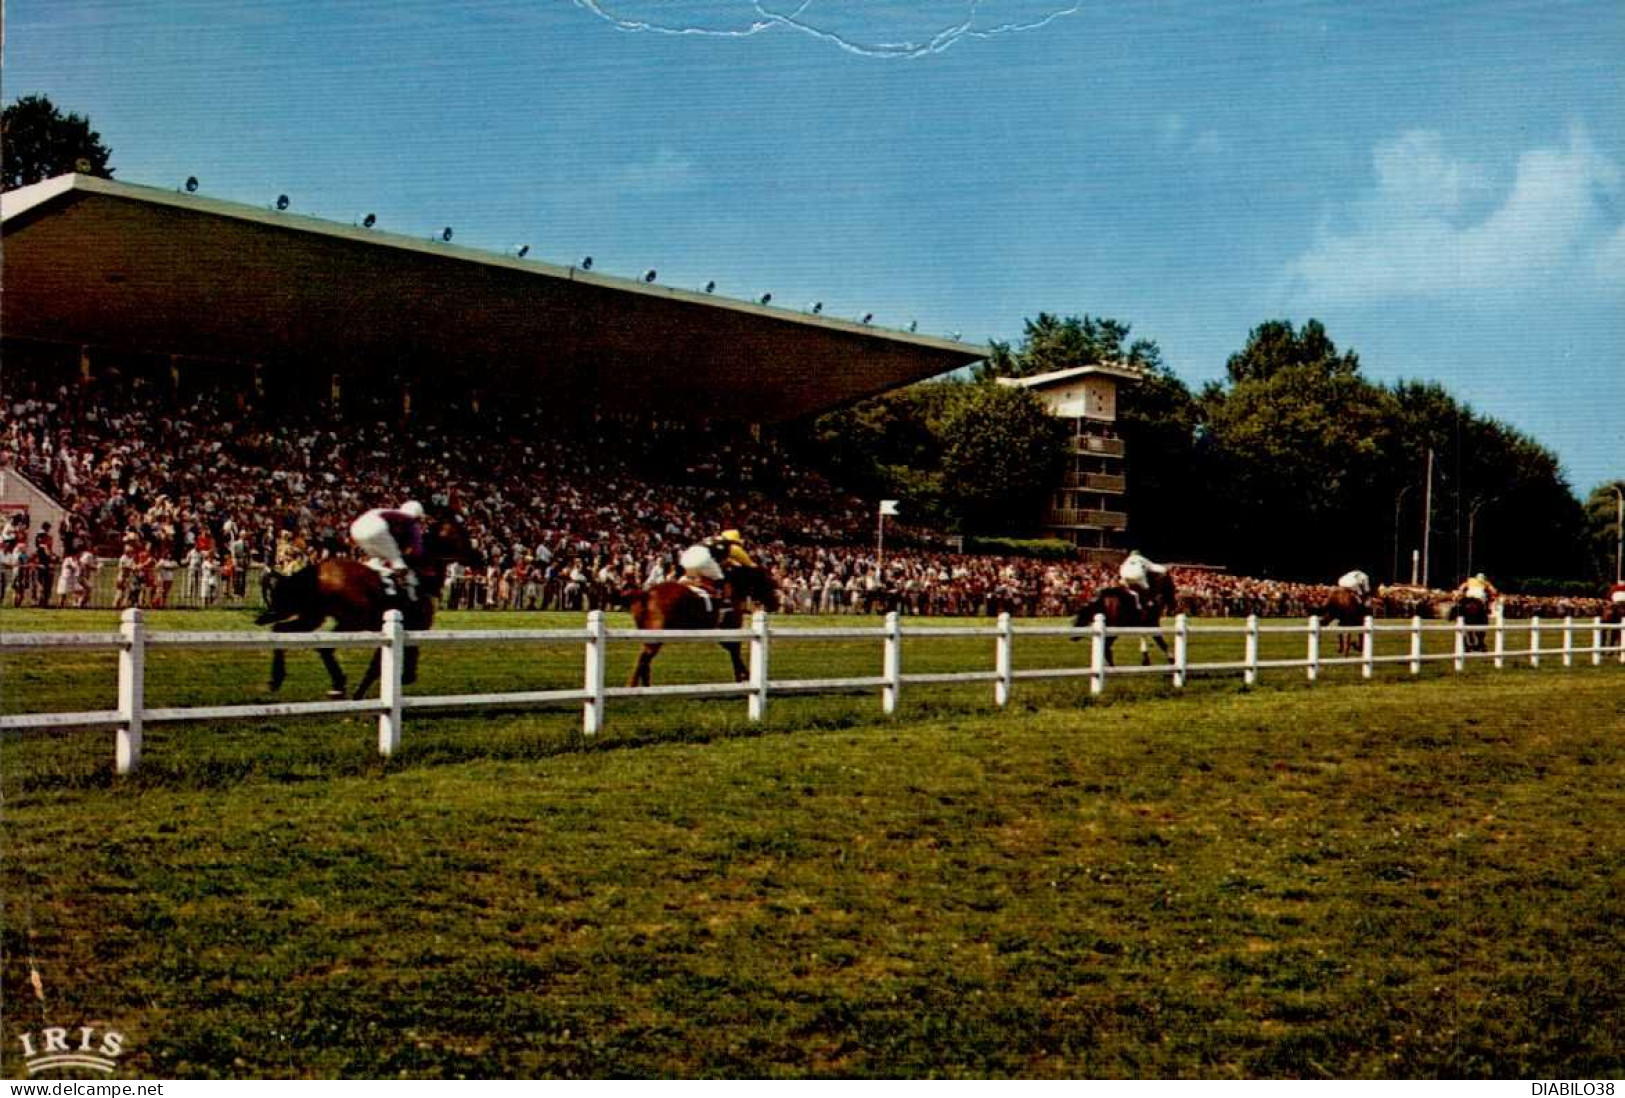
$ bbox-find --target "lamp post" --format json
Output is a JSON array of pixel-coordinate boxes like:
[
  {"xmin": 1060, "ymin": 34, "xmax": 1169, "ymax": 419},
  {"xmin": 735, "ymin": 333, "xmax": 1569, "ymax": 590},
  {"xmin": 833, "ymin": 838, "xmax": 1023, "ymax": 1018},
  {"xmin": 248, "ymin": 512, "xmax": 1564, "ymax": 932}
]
[
  {"xmin": 1392, "ymin": 484, "xmax": 1413, "ymax": 584},
  {"xmin": 1613, "ymin": 484, "xmax": 1624, "ymax": 585},
  {"xmin": 1467, "ymin": 496, "xmax": 1497, "ymax": 579},
  {"xmin": 1420, "ymin": 448, "xmax": 1435, "ymax": 590}
]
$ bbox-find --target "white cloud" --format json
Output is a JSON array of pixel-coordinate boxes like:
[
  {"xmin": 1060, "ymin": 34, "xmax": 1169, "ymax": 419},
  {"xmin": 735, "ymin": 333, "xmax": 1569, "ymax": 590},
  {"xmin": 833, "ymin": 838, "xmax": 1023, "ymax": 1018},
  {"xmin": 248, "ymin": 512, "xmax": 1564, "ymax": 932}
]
[
  {"xmin": 1283, "ymin": 124, "xmax": 1623, "ymax": 305},
  {"xmin": 611, "ymin": 147, "xmax": 701, "ymax": 196}
]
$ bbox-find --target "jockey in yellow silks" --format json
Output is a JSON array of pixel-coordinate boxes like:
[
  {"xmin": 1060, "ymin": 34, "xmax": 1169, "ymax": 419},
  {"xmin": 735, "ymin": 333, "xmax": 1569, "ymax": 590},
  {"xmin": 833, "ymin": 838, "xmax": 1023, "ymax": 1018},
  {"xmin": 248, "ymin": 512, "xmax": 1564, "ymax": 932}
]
[
  {"xmin": 679, "ymin": 528, "xmax": 755, "ymax": 595},
  {"xmin": 1455, "ymin": 572, "xmax": 1498, "ymax": 608}
]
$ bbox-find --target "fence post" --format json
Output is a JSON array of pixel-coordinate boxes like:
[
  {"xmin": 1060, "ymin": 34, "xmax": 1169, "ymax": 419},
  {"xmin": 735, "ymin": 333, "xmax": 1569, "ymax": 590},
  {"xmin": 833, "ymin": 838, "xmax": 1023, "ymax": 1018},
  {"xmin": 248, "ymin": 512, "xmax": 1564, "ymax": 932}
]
[
  {"xmin": 377, "ymin": 609, "xmax": 405, "ymax": 757},
  {"xmin": 1592, "ymin": 616, "xmax": 1603, "ymax": 667},
  {"xmin": 994, "ymin": 612, "xmax": 1013, "ymax": 707},
  {"xmin": 1361, "ymin": 616, "xmax": 1375, "ymax": 680},
  {"xmin": 1173, "ymin": 613, "xmax": 1189, "ymax": 689},
  {"xmin": 1492, "ymin": 608, "xmax": 1505, "ymax": 670},
  {"xmin": 1088, "ymin": 613, "xmax": 1107, "ymax": 696},
  {"xmin": 1528, "ymin": 615, "xmax": 1541, "ymax": 667},
  {"xmin": 748, "ymin": 610, "xmax": 770, "ymax": 722},
  {"xmin": 115, "ymin": 607, "xmax": 145, "ymax": 775},
  {"xmin": 583, "ymin": 609, "xmax": 606, "ymax": 735},
  {"xmin": 882, "ymin": 612, "xmax": 902, "ymax": 715},
  {"xmin": 1243, "ymin": 614, "xmax": 1259, "ymax": 687},
  {"xmin": 1305, "ymin": 615, "xmax": 1319, "ymax": 684},
  {"xmin": 1408, "ymin": 615, "xmax": 1422, "ymax": 676},
  {"xmin": 1453, "ymin": 615, "xmax": 1466, "ymax": 673},
  {"xmin": 1561, "ymin": 615, "xmax": 1573, "ymax": 668}
]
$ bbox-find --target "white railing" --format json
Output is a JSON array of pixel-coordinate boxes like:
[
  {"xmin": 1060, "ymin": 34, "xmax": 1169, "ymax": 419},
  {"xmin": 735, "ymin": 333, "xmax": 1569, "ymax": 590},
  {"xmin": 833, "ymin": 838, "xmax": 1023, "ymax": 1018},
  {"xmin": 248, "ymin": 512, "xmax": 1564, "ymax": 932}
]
[{"xmin": 2, "ymin": 609, "xmax": 1621, "ymax": 774}]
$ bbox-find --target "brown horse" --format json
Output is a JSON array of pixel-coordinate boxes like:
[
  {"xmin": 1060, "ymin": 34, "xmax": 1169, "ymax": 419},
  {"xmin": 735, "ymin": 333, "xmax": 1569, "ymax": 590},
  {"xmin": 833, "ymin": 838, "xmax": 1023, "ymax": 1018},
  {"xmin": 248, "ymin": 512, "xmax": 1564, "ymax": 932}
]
[
  {"xmin": 625, "ymin": 564, "xmax": 780, "ymax": 687},
  {"xmin": 1450, "ymin": 595, "xmax": 1491, "ymax": 653},
  {"xmin": 1317, "ymin": 586, "xmax": 1369, "ymax": 656},
  {"xmin": 1071, "ymin": 570, "xmax": 1178, "ymax": 666},
  {"xmin": 257, "ymin": 515, "xmax": 474, "ymax": 699}
]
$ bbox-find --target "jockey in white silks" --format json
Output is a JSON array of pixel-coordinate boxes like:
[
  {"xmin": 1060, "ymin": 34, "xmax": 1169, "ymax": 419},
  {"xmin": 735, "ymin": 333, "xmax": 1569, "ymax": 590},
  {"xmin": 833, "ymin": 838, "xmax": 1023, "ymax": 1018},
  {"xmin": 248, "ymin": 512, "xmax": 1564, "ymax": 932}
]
[
  {"xmin": 1118, "ymin": 549, "xmax": 1168, "ymax": 613},
  {"xmin": 350, "ymin": 500, "xmax": 425, "ymax": 599},
  {"xmin": 678, "ymin": 529, "xmax": 757, "ymax": 610},
  {"xmin": 1337, "ymin": 569, "xmax": 1371, "ymax": 598},
  {"xmin": 1609, "ymin": 581, "xmax": 1625, "ymax": 606}
]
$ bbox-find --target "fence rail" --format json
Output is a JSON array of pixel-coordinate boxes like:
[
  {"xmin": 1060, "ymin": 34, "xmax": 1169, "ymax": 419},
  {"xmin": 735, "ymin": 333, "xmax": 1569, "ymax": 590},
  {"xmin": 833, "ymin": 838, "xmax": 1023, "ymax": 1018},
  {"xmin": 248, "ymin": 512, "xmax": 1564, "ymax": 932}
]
[{"xmin": 2, "ymin": 609, "xmax": 1621, "ymax": 774}]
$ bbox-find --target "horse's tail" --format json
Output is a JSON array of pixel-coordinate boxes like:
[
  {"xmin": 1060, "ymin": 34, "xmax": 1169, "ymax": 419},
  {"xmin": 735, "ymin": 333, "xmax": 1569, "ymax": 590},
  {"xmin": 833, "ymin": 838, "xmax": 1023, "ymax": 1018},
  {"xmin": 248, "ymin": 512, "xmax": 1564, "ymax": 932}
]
[
  {"xmin": 1072, "ymin": 597, "xmax": 1105, "ymax": 633},
  {"xmin": 625, "ymin": 587, "xmax": 650, "ymax": 627}
]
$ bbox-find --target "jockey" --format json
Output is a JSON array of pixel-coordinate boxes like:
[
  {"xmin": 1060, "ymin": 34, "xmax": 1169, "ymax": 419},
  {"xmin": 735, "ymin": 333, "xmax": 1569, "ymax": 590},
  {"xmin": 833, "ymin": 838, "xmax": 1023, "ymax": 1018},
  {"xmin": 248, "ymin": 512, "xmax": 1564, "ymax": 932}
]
[
  {"xmin": 1455, "ymin": 571, "xmax": 1499, "ymax": 608},
  {"xmin": 678, "ymin": 529, "xmax": 754, "ymax": 598},
  {"xmin": 1118, "ymin": 549, "xmax": 1167, "ymax": 613},
  {"xmin": 1337, "ymin": 569, "xmax": 1371, "ymax": 599},
  {"xmin": 350, "ymin": 500, "xmax": 426, "ymax": 599}
]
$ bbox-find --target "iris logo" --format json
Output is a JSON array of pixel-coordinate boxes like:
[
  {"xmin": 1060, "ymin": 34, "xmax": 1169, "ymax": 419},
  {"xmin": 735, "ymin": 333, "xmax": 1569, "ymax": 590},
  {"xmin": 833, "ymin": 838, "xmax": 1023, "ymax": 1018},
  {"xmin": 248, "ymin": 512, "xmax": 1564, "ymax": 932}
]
[{"xmin": 16, "ymin": 1026, "xmax": 126, "ymax": 1075}]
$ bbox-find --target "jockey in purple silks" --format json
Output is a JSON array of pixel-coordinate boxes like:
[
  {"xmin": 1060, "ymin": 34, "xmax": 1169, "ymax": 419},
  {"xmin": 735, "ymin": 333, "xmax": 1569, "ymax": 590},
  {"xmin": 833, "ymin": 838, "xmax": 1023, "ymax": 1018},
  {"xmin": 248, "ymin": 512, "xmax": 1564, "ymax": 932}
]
[{"xmin": 350, "ymin": 500, "xmax": 425, "ymax": 599}]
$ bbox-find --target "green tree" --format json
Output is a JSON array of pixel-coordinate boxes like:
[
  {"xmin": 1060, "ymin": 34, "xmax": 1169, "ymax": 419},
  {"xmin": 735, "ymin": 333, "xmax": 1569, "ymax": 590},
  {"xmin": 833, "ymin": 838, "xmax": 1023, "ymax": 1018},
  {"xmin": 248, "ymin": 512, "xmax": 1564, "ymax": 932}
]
[
  {"xmin": 1224, "ymin": 318, "xmax": 1359, "ymax": 385},
  {"xmin": 2, "ymin": 95, "xmax": 114, "ymax": 191},
  {"xmin": 939, "ymin": 382, "xmax": 1068, "ymax": 534},
  {"xmin": 977, "ymin": 312, "xmax": 1163, "ymax": 381},
  {"xmin": 1199, "ymin": 320, "xmax": 1402, "ymax": 577},
  {"xmin": 1581, "ymin": 482, "xmax": 1625, "ymax": 586}
]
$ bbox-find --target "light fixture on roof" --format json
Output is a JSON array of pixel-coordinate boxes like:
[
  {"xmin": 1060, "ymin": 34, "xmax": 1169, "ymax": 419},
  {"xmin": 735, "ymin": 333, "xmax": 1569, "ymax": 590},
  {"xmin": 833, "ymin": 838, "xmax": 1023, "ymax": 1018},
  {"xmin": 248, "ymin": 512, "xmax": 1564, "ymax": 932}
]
[
  {"xmin": 275, "ymin": 194, "xmax": 290, "ymax": 211},
  {"xmin": 643, "ymin": 269, "xmax": 657, "ymax": 283},
  {"xmin": 183, "ymin": 176, "xmax": 199, "ymax": 193},
  {"xmin": 861, "ymin": 313, "xmax": 874, "ymax": 324},
  {"xmin": 510, "ymin": 244, "xmax": 531, "ymax": 258},
  {"xmin": 810, "ymin": 302, "xmax": 823, "ymax": 315},
  {"xmin": 908, "ymin": 320, "xmax": 917, "ymax": 333},
  {"xmin": 74, "ymin": 158, "xmax": 93, "ymax": 174},
  {"xmin": 704, "ymin": 280, "xmax": 716, "ymax": 293},
  {"xmin": 359, "ymin": 213, "xmax": 377, "ymax": 228},
  {"xmin": 581, "ymin": 256, "xmax": 593, "ymax": 270},
  {"xmin": 759, "ymin": 292, "xmax": 772, "ymax": 305},
  {"xmin": 950, "ymin": 331, "xmax": 962, "ymax": 341},
  {"xmin": 440, "ymin": 227, "xmax": 454, "ymax": 243}
]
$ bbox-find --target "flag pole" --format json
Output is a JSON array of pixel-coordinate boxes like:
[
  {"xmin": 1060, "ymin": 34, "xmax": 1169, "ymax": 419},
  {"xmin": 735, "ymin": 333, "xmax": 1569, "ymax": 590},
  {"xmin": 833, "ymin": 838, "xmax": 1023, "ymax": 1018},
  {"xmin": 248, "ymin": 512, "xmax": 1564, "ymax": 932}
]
[{"xmin": 877, "ymin": 508, "xmax": 886, "ymax": 571}]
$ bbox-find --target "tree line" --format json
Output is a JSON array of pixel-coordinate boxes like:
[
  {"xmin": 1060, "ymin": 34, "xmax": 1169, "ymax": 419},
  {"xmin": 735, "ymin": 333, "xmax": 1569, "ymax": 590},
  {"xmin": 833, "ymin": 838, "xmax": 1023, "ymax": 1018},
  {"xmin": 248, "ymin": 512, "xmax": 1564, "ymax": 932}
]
[{"xmin": 796, "ymin": 315, "xmax": 1619, "ymax": 590}]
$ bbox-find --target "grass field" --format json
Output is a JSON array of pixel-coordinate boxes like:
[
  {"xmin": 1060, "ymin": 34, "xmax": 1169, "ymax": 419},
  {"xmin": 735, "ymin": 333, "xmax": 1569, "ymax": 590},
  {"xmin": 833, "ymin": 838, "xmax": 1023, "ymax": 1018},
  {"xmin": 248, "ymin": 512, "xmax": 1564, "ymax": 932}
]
[{"xmin": 3, "ymin": 609, "xmax": 1623, "ymax": 1078}]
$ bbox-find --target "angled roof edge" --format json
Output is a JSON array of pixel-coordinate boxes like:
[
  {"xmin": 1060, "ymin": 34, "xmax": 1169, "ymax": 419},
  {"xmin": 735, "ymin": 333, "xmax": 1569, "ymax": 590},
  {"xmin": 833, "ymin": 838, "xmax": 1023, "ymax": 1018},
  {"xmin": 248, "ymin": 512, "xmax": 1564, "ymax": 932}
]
[
  {"xmin": 2, "ymin": 173, "xmax": 987, "ymax": 362},
  {"xmin": 997, "ymin": 362, "xmax": 1146, "ymax": 389}
]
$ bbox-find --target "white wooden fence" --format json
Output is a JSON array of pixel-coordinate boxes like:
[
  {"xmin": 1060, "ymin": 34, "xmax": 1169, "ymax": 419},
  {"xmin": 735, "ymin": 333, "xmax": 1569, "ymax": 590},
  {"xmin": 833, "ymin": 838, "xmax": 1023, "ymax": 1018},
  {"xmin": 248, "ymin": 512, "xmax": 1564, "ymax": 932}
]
[{"xmin": 2, "ymin": 608, "xmax": 1621, "ymax": 774}]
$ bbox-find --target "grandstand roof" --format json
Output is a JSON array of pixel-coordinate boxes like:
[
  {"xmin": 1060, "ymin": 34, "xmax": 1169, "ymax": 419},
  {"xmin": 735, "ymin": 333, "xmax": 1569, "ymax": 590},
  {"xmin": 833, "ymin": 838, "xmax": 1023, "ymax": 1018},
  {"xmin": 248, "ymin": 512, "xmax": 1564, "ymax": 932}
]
[{"xmin": 1, "ymin": 174, "xmax": 986, "ymax": 422}]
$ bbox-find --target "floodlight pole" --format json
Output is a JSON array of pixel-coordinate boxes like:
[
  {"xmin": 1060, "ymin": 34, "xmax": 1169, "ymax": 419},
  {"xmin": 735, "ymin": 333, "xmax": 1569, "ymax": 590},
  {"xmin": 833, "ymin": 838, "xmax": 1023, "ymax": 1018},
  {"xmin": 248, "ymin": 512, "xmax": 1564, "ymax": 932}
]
[
  {"xmin": 876, "ymin": 509, "xmax": 887, "ymax": 571},
  {"xmin": 1614, "ymin": 484, "xmax": 1624, "ymax": 585},
  {"xmin": 1420, "ymin": 448, "xmax": 1435, "ymax": 589}
]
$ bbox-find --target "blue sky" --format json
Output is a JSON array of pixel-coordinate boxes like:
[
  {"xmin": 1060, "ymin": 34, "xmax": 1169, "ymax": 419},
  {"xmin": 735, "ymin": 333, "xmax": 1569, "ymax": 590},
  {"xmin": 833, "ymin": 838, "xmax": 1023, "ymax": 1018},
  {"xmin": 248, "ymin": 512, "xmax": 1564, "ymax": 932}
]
[{"xmin": 9, "ymin": 0, "xmax": 1622, "ymax": 493}]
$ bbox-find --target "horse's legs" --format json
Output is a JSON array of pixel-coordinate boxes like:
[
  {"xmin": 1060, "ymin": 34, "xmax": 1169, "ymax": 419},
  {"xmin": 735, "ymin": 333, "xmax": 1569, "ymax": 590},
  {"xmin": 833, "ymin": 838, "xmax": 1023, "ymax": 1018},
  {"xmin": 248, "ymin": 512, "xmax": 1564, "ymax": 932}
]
[
  {"xmin": 723, "ymin": 641, "xmax": 747, "ymax": 683},
  {"xmin": 629, "ymin": 643, "xmax": 661, "ymax": 688},
  {"xmin": 352, "ymin": 650, "xmax": 382, "ymax": 700},
  {"xmin": 1149, "ymin": 630, "xmax": 1171, "ymax": 664},
  {"xmin": 268, "ymin": 615, "xmax": 326, "ymax": 693},
  {"xmin": 317, "ymin": 648, "xmax": 347, "ymax": 699},
  {"xmin": 404, "ymin": 644, "xmax": 420, "ymax": 686},
  {"xmin": 1103, "ymin": 637, "xmax": 1117, "ymax": 667}
]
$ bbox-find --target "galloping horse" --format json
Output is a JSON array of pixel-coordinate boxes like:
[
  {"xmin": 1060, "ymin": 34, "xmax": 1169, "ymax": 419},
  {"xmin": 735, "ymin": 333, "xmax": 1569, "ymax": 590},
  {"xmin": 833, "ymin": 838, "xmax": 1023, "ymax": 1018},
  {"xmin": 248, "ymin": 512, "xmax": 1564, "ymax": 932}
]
[
  {"xmin": 257, "ymin": 515, "xmax": 474, "ymax": 699},
  {"xmin": 1317, "ymin": 586, "xmax": 1369, "ymax": 656},
  {"xmin": 1450, "ymin": 596, "xmax": 1491, "ymax": 653},
  {"xmin": 625, "ymin": 565, "xmax": 780, "ymax": 687},
  {"xmin": 1603, "ymin": 588, "xmax": 1625, "ymax": 649},
  {"xmin": 1071, "ymin": 570, "xmax": 1179, "ymax": 666}
]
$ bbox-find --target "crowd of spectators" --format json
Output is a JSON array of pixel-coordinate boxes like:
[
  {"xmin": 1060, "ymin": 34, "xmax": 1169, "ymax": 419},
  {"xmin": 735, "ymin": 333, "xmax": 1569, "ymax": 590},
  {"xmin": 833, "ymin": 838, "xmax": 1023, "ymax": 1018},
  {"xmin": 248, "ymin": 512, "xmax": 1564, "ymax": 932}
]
[{"xmin": 1, "ymin": 370, "xmax": 1613, "ymax": 622}]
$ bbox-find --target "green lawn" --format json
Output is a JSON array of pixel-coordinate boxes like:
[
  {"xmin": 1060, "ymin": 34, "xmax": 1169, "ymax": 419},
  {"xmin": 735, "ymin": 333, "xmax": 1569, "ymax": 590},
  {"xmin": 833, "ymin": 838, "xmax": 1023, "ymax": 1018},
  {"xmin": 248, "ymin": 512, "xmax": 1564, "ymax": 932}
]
[{"xmin": 2, "ymin": 608, "xmax": 1622, "ymax": 1077}]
